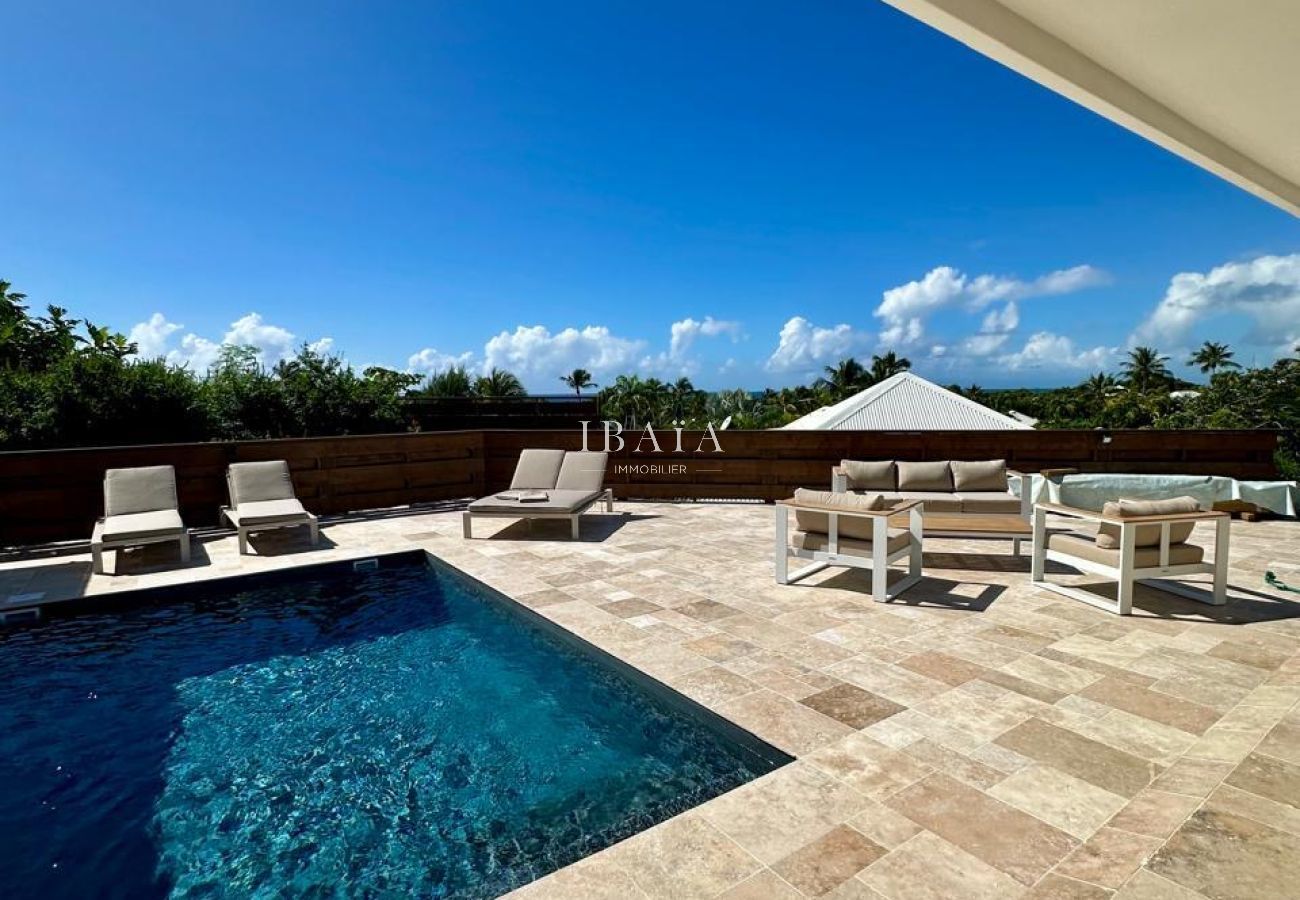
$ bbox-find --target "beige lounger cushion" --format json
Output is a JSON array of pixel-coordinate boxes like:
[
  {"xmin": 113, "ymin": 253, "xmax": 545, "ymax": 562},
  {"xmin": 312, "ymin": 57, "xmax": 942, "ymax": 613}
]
[
  {"xmin": 897, "ymin": 461, "xmax": 952, "ymax": 492},
  {"xmin": 104, "ymin": 465, "xmax": 179, "ymax": 516},
  {"xmin": 1096, "ymin": 496, "xmax": 1201, "ymax": 549},
  {"xmin": 97, "ymin": 509, "xmax": 185, "ymax": 542},
  {"xmin": 228, "ymin": 460, "xmax": 297, "ymax": 505},
  {"xmin": 951, "ymin": 460, "xmax": 1008, "ymax": 492},
  {"xmin": 792, "ymin": 489, "xmax": 885, "ymax": 540},
  {"xmin": 956, "ymin": 492, "xmax": 1024, "ymax": 515},
  {"xmin": 1049, "ymin": 532, "xmax": 1204, "ymax": 567},
  {"xmin": 841, "ymin": 460, "xmax": 896, "ymax": 491},
  {"xmin": 227, "ymin": 498, "xmax": 310, "ymax": 526},
  {"xmin": 469, "ymin": 489, "xmax": 601, "ymax": 514},
  {"xmin": 555, "ymin": 451, "xmax": 608, "ymax": 492},
  {"xmin": 793, "ymin": 530, "xmax": 911, "ymax": 557},
  {"xmin": 509, "ymin": 449, "xmax": 567, "ymax": 490}
]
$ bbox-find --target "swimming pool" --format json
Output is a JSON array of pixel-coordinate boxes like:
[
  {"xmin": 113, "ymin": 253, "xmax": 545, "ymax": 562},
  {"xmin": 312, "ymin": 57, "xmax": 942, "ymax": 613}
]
[{"xmin": 0, "ymin": 553, "xmax": 789, "ymax": 899}]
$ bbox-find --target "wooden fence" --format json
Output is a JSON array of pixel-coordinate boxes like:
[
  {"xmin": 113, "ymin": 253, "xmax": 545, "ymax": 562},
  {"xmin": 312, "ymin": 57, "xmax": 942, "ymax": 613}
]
[{"xmin": 0, "ymin": 428, "xmax": 1280, "ymax": 545}]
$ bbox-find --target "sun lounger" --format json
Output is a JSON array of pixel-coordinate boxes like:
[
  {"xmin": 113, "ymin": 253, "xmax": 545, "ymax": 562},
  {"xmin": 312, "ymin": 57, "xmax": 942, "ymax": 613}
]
[
  {"xmin": 775, "ymin": 488, "xmax": 924, "ymax": 602},
  {"xmin": 1031, "ymin": 498, "xmax": 1230, "ymax": 614},
  {"xmin": 91, "ymin": 465, "xmax": 190, "ymax": 574},
  {"xmin": 464, "ymin": 450, "xmax": 613, "ymax": 539},
  {"xmin": 222, "ymin": 460, "xmax": 319, "ymax": 554}
]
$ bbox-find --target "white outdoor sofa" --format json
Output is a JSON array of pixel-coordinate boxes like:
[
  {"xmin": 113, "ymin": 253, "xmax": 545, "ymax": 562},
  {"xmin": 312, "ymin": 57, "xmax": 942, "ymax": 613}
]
[
  {"xmin": 775, "ymin": 488, "xmax": 924, "ymax": 602},
  {"xmin": 91, "ymin": 465, "xmax": 190, "ymax": 575},
  {"xmin": 463, "ymin": 449, "xmax": 613, "ymax": 539},
  {"xmin": 832, "ymin": 458, "xmax": 1031, "ymax": 554},
  {"xmin": 1031, "ymin": 497, "xmax": 1230, "ymax": 615},
  {"xmin": 222, "ymin": 460, "xmax": 319, "ymax": 554}
]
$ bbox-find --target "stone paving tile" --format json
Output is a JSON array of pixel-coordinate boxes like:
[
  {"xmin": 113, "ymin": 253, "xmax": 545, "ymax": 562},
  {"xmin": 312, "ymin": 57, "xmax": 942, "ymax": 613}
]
[
  {"xmin": 886, "ymin": 773, "xmax": 1078, "ymax": 885},
  {"xmin": 4, "ymin": 503, "xmax": 1298, "ymax": 899}
]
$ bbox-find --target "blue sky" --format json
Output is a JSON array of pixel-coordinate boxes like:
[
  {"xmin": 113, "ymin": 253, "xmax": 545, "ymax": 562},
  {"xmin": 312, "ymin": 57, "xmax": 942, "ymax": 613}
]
[{"xmin": 3, "ymin": 0, "xmax": 1298, "ymax": 390}]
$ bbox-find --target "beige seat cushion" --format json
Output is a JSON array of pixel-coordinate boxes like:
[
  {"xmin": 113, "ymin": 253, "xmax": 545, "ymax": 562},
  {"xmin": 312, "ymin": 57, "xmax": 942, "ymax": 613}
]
[
  {"xmin": 792, "ymin": 489, "xmax": 885, "ymax": 540},
  {"xmin": 793, "ymin": 530, "xmax": 911, "ymax": 558},
  {"xmin": 469, "ymin": 489, "xmax": 601, "ymax": 514},
  {"xmin": 1049, "ymin": 532, "xmax": 1204, "ymax": 568},
  {"xmin": 98, "ymin": 509, "xmax": 185, "ymax": 542},
  {"xmin": 841, "ymin": 460, "xmax": 896, "ymax": 491},
  {"xmin": 897, "ymin": 461, "xmax": 953, "ymax": 492},
  {"xmin": 1096, "ymin": 496, "xmax": 1201, "ymax": 549},
  {"xmin": 228, "ymin": 498, "xmax": 310, "ymax": 526},
  {"xmin": 957, "ymin": 492, "xmax": 1023, "ymax": 515},
  {"xmin": 894, "ymin": 490, "xmax": 962, "ymax": 513},
  {"xmin": 951, "ymin": 460, "xmax": 1008, "ymax": 492},
  {"xmin": 509, "ymin": 449, "xmax": 567, "ymax": 490},
  {"xmin": 556, "ymin": 451, "xmax": 608, "ymax": 492}
]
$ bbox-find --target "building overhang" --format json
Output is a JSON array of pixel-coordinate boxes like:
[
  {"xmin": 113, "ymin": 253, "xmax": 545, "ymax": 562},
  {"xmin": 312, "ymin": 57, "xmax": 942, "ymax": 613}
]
[{"xmin": 882, "ymin": 0, "xmax": 1300, "ymax": 216}]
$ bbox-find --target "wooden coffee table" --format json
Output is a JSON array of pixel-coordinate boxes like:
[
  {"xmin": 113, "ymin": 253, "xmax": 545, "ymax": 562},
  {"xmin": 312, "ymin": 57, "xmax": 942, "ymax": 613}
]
[{"xmin": 888, "ymin": 512, "xmax": 1032, "ymax": 555}]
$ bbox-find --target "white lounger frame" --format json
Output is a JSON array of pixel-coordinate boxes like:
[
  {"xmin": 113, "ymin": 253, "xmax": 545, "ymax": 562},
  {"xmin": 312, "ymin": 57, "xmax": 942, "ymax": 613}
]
[
  {"xmin": 221, "ymin": 507, "xmax": 319, "ymax": 555},
  {"xmin": 775, "ymin": 499, "xmax": 924, "ymax": 602},
  {"xmin": 90, "ymin": 520, "xmax": 190, "ymax": 575},
  {"xmin": 1031, "ymin": 502, "xmax": 1229, "ymax": 615},
  {"xmin": 463, "ymin": 488, "xmax": 614, "ymax": 540}
]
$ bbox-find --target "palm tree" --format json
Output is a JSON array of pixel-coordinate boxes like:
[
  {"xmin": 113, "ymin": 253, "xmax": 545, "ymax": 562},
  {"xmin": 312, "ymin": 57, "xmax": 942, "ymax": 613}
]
[
  {"xmin": 1082, "ymin": 372, "xmax": 1119, "ymax": 404},
  {"xmin": 868, "ymin": 351, "xmax": 911, "ymax": 385},
  {"xmin": 818, "ymin": 358, "xmax": 869, "ymax": 400},
  {"xmin": 559, "ymin": 367, "xmax": 597, "ymax": 395},
  {"xmin": 1187, "ymin": 341, "xmax": 1240, "ymax": 377},
  {"xmin": 666, "ymin": 377, "xmax": 699, "ymax": 422},
  {"xmin": 1120, "ymin": 346, "xmax": 1172, "ymax": 393},
  {"xmin": 473, "ymin": 367, "xmax": 526, "ymax": 397},
  {"xmin": 422, "ymin": 365, "xmax": 474, "ymax": 397}
]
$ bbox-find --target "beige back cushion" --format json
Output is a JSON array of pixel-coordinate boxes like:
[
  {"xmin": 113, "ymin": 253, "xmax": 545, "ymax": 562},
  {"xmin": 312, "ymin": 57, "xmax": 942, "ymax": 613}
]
[
  {"xmin": 1096, "ymin": 496, "xmax": 1202, "ymax": 549},
  {"xmin": 510, "ymin": 449, "xmax": 566, "ymax": 490},
  {"xmin": 841, "ymin": 459, "xmax": 896, "ymax": 491},
  {"xmin": 897, "ymin": 461, "xmax": 953, "ymax": 492},
  {"xmin": 227, "ymin": 460, "xmax": 296, "ymax": 506},
  {"xmin": 792, "ymin": 488, "xmax": 885, "ymax": 541},
  {"xmin": 104, "ymin": 465, "xmax": 179, "ymax": 516},
  {"xmin": 556, "ymin": 451, "xmax": 608, "ymax": 492},
  {"xmin": 951, "ymin": 459, "xmax": 1008, "ymax": 492}
]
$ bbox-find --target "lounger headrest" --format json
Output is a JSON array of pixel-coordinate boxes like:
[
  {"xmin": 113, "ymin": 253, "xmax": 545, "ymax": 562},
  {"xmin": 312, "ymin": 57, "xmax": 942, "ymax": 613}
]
[
  {"xmin": 556, "ymin": 451, "xmax": 608, "ymax": 492},
  {"xmin": 104, "ymin": 465, "xmax": 179, "ymax": 516},
  {"xmin": 509, "ymin": 449, "xmax": 567, "ymax": 490},
  {"xmin": 228, "ymin": 460, "xmax": 297, "ymax": 507}
]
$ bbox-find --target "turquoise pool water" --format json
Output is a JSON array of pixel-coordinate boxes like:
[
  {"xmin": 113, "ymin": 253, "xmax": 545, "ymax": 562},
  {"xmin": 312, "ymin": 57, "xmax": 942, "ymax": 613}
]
[{"xmin": 0, "ymin": 555, "xmax": 788, "ymax": 898}]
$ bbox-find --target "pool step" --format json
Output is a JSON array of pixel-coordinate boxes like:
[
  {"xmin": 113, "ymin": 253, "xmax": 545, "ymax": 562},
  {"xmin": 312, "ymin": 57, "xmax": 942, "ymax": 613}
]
[{"xmin": 352, "ymin": 558, "xmax": 379, "ymax": 572}]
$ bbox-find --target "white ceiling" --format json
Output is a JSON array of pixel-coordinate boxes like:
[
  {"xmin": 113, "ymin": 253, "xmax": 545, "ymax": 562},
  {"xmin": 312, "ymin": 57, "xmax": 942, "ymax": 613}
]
[{"xmin": 883, "ymin": 0, "xmax": 1300, "ymax": 216}]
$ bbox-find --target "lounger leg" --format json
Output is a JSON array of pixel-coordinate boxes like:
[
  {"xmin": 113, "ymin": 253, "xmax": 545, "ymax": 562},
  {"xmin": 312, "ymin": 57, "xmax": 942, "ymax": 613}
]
[
  {"xmin": 308, "ymin": 517, "xmax": 320, "ymax": 546},
  {"xmin": 774, "ymin": 506, "xmax": 789, "ymax": 584},
  {"xmin": 238, "ymin": 527, "xmax": 250, "ymax": 556},
  {"xmin": 570, "ymin": 516, "xmax": 580, "ymax": 540},
  {"xmin": 1030, "ymin": 507, "xmax": 1047, "ymax": 583},
  {"xmin": 92, "ymin": 543, "xmax": 105, "ymax": 575},
  {"xmin": 462, "ymin": 511, "xmax": 473, "ymax": 539},
  {"xmin": 909, "ymin": 507, "xmax": 923, "ymax": 578},
  {"xmin": 1212, "ymin": 516, "xmax": 1230, "ymax": 605},
  {"xmin": 871, "ymin": 516, "xmax": 888, "ymax": 603},
  {"xmin": 1117, "ymin": 526, "xmax": 1136, "ymax": 615},
  {"xmin": 604, "ymin": 488, "xmax": 614, "ymax": 512},
  {"xmin": 1012, "ymin": 538, "xmax": 1022, "ymax": 557},
  {"xmin": 179, "ymin": 532, "xmax": 191, "ymax": 564}
]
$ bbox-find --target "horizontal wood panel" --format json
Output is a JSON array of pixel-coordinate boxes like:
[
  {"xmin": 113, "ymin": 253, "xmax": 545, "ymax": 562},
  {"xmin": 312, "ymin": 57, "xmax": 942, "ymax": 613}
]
[{"xmin": 0, "ymin": 428, "xmax": 1279, "ymax": 545}]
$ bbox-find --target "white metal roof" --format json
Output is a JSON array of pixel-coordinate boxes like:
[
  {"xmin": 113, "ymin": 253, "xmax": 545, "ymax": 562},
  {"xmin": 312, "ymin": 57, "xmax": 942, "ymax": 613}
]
[
  {"xmin": 781, "ymin": 372, "xmax": 1033, "ymax": 431},
  {"xmin": 883, "ymin": 0, "xmax": 1300, "ymax": 217}
]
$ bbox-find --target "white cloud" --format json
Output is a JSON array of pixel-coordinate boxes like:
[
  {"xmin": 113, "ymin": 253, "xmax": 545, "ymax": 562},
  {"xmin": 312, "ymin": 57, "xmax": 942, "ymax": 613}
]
[
  {"xmin": 128, "ymin": 313, "xmax": 183, "ymax": 359},
  {"xmin": 1132, "ymin": 252, "xmax": 1300, "ymax": 353},
  {"xmin": 960, "ymin": 333, "xmax": 1011, "ymax": 357},
  {"xmin": 407, "ymin": 347, "xmax": 475, "ymax": 373},
  {"xmin": 875, "ymin": 264, "xmax": 1107, "ymax": 346},
  {"xmin": 996, "ymin": 331, "xmax": 1115, "ymax": 372},
  {"xmin": 482, "ymin": 324, "xmax": 645, "ymax": 385},
  {"xmin": 127, "ymin": 311, "xmax": 327, "ymax": 371},
  {"xmin": 980, "ymin": 302, "xmax": 1019, "ymax": 334},
  {"xmin": 668, "ymin": 316, "xmax": 742, "ymax": 360},
  {"xmin": 765, "ymin": 316, "xmax": 869, "ymax": 373}
]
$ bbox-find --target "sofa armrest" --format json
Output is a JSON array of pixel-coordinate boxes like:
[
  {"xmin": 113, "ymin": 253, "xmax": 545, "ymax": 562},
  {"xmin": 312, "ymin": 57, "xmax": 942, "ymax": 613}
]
[
  {"xmin": 831, "ymin": 466, "xmax": 848, "ymax": 493},
  {"xmin": 1007, "ymin": 469, "xmax": 1032, "ymax": 519}
]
